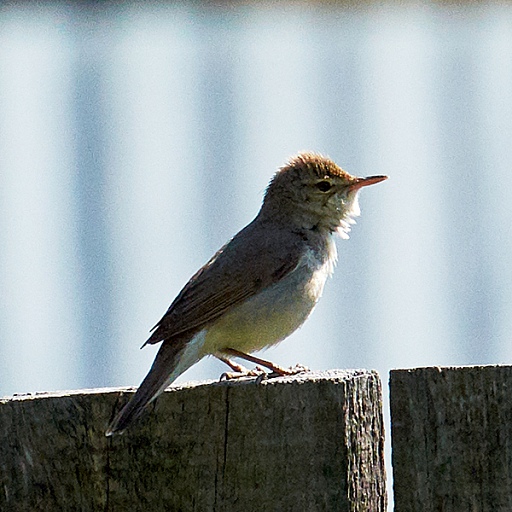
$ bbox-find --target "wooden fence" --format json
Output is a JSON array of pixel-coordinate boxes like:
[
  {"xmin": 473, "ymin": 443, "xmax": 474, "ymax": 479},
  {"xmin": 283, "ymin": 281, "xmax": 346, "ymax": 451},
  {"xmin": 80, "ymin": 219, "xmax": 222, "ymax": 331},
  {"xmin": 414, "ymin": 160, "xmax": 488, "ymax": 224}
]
[
  {"xmin": 1, "ymin": 365, "xmax": 510, "ymax": 511},
  {"xmin": 391, "ymin": 365, "xmax": 512, "ymax": 512},
  {"xmin": 0, "ymin": 370, "xmax": 385, "ymax": 511}
]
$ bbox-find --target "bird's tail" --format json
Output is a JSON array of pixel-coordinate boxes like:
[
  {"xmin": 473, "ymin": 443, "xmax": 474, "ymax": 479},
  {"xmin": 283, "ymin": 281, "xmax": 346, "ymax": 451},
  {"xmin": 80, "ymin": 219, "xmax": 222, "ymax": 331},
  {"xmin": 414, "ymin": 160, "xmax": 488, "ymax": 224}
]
[{"xmin": 106, "ymin": 335, "xmax": 199, "ymax": 436}]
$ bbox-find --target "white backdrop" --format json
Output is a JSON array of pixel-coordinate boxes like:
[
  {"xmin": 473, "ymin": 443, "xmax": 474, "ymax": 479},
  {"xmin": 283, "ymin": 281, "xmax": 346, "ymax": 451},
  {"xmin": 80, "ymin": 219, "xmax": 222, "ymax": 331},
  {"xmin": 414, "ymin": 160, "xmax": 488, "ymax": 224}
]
[{"xmin": 1, "ymin": 2, "xmax": 511, "ymax": 412}]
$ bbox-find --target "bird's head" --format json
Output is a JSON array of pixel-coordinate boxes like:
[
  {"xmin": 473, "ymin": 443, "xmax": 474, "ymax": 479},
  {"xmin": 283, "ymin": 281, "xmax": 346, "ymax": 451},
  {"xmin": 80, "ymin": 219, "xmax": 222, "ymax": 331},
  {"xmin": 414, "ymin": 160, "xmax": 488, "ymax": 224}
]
[{"xmin": 262, "ymin": 152, "xmax": 387, "ymax": 238}]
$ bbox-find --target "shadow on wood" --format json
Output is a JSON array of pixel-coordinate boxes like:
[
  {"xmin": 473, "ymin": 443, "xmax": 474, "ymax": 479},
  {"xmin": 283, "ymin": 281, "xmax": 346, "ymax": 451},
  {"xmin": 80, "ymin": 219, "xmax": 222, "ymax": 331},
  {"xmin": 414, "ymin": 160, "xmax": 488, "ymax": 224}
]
[{"xmin": 1, "ymin": 369, "xmax": 386, "ymax": 511}]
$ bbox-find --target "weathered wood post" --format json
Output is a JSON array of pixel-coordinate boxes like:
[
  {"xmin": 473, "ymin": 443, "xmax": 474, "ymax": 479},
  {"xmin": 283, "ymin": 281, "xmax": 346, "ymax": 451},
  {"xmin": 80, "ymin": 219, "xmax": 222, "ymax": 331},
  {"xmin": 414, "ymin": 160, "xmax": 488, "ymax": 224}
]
[
  {"xmin": 1, "ymin": 369, "xmax": 386, "ymax": 511},
  {"xmin": 391, "ymin": 365, "xmax": 512, "ymax": 512}
]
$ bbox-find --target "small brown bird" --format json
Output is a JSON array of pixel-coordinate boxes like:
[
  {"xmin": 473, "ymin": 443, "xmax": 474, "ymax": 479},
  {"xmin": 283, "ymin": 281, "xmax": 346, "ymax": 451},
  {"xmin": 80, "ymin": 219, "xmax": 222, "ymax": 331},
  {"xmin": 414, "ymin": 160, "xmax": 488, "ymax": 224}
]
[{"xmin": 106, "ymin": 152, "xmax": 387, "ymax": 435}]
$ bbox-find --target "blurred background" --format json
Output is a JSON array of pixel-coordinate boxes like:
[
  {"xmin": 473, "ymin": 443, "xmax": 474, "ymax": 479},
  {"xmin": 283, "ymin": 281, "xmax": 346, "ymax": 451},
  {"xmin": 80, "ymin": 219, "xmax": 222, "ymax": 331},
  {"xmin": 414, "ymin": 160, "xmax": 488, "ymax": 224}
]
[{"xmin": 1, "ymin": 1, "xmax": 511, "ymax": 499}]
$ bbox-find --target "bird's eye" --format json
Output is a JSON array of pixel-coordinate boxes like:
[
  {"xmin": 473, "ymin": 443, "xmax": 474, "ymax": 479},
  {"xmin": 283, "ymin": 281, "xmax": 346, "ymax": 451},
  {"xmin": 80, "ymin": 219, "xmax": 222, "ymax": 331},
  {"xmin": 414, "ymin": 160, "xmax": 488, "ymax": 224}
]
[{"xmin": 316, "ymin": 180, "xmax": 332, "ymax": 192}]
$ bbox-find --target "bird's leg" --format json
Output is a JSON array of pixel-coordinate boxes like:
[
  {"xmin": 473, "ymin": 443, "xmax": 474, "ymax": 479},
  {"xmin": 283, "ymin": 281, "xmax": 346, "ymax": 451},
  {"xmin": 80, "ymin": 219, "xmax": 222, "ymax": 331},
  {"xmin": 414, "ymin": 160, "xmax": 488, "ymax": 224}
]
[
  {"xmin": 217, "ymin": 356, "xmax": 249, "ymax": 374},
  {"xmin": 221, "ymin": 348, "xmax": 309, "ymax": 378},
  {"xmin": 216, "ymin": 355, "xmax": 266, "ymax": 381}
]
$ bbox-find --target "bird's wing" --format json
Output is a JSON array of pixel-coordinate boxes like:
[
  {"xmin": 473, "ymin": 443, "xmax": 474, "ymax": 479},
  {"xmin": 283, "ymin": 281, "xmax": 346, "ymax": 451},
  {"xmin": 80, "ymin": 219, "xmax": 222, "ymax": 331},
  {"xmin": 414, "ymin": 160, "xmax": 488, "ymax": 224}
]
[{"xmin": 144, "ymin": 221, "xmax": 305, "ymax": 345}]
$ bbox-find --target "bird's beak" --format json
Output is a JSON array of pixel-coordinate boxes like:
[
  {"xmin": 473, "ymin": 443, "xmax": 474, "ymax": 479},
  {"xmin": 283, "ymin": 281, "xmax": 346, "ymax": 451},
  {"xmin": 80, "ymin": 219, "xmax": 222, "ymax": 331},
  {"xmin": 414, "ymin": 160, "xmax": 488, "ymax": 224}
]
[{"xmin": 350, "ymin": 175, "xmax": 388, "ymax": 191}]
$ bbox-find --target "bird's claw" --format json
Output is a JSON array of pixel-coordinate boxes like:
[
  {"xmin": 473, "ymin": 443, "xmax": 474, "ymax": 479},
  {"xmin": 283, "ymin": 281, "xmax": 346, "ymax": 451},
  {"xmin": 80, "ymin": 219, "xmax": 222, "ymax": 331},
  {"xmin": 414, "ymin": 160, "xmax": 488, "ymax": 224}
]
[
  {"xmin": 219, "ymin": 366, "xmax": 266, "ymax": 381},
  {"xmin": 219, "ymin": 364, "xmax": 309, "ymax": 383},
  {"xmin": 286, "ymin": 363, "xmax": 310, "ymax": 374},
  {"xmin": 264, "ymin": 363, "xmax": 310, "ymax": 377}
]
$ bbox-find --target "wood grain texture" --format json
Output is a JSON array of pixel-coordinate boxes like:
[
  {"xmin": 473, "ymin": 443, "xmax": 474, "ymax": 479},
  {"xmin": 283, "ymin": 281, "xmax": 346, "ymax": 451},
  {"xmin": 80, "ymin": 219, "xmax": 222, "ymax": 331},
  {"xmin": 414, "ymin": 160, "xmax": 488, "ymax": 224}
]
[
  {"xmin": 1, "ymin": 370, "xmax": 386, "ymax": 511},
  {"xmin": 391, "ymin": 365, "xmax": 512, "ymax": 512}
]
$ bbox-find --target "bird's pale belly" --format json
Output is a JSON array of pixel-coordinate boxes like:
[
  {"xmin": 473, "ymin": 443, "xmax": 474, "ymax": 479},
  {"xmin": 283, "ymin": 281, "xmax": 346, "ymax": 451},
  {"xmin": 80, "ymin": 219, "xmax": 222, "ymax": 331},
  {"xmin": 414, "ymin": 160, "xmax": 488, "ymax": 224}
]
[{"xmin": 200, "ymin": 260, "xmax": 331, "ymax": 356}]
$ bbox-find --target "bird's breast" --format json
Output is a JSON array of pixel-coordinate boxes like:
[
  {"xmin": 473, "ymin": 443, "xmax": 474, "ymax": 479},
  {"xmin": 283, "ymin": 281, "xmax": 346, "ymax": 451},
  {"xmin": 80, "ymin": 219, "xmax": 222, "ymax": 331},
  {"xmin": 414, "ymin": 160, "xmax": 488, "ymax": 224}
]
[{"xmin": 201, "ymin": 241, "xmax": 336, "ymax": 356}]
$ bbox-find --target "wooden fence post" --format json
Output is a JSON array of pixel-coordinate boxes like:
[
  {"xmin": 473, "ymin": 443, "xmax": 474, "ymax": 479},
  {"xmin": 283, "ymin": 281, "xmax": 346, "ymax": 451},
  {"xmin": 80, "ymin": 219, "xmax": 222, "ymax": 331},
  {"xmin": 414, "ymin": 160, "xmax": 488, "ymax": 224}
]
[
  {"xmin": 1, "ymin": 369, "xmax": 386, "ymax": 511},
  {"xmin": 390, "ymin": 365, "xmax": 512, "ymax": 512}
]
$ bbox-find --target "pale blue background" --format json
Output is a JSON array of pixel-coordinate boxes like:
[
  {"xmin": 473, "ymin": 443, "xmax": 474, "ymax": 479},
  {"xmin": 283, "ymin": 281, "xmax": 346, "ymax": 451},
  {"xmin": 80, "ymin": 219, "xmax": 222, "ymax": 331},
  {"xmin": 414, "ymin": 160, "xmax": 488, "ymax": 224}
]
[
  {"xmin": 1, "ymin": 3, "xmax": 511, "ymax": 504},
  {"xmin": 2, "ymin": 2, "xmax": 511, "ymax": 395}
]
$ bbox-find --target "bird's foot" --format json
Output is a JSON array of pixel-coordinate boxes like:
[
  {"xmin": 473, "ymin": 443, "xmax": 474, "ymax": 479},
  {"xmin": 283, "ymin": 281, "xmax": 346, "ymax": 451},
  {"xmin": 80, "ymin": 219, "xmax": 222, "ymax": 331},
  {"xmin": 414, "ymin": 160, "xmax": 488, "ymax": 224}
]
[
  {"xmin": 251, "ymin": 364, "xmax": 311, "ymax": 384},
  {"xmin": 217, "ymin": 351, "xmax": 309, "ymax": 382},
  {"xmin": 220, "ymin": 365, "xmax": 267, "ymax": 381},
  {"xmin": 252, "ymin": 363, "xmax": 310, "ymax": 384},
  {"xmin": 220, "ymin": 348, "xmax": 310, "ymax": 376},
  {"xmin": 264, "ymin": 363, "xmax": 310, "ymax": 378},
  {"xmin": 220, "ymin": 364, "xmax": 309, "ymax": 383},
  {"xmin": 285, "ymin": 363, "xmax": 310, "ymax": 375}
]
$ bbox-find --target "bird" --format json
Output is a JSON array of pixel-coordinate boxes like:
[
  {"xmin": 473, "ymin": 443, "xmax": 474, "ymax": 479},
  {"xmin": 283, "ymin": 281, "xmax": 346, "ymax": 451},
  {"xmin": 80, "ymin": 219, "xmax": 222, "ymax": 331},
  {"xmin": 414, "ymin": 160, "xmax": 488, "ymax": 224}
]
[{"xmin": 106, "ymin": 152, "xmax": 387, "ymax": 435}]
